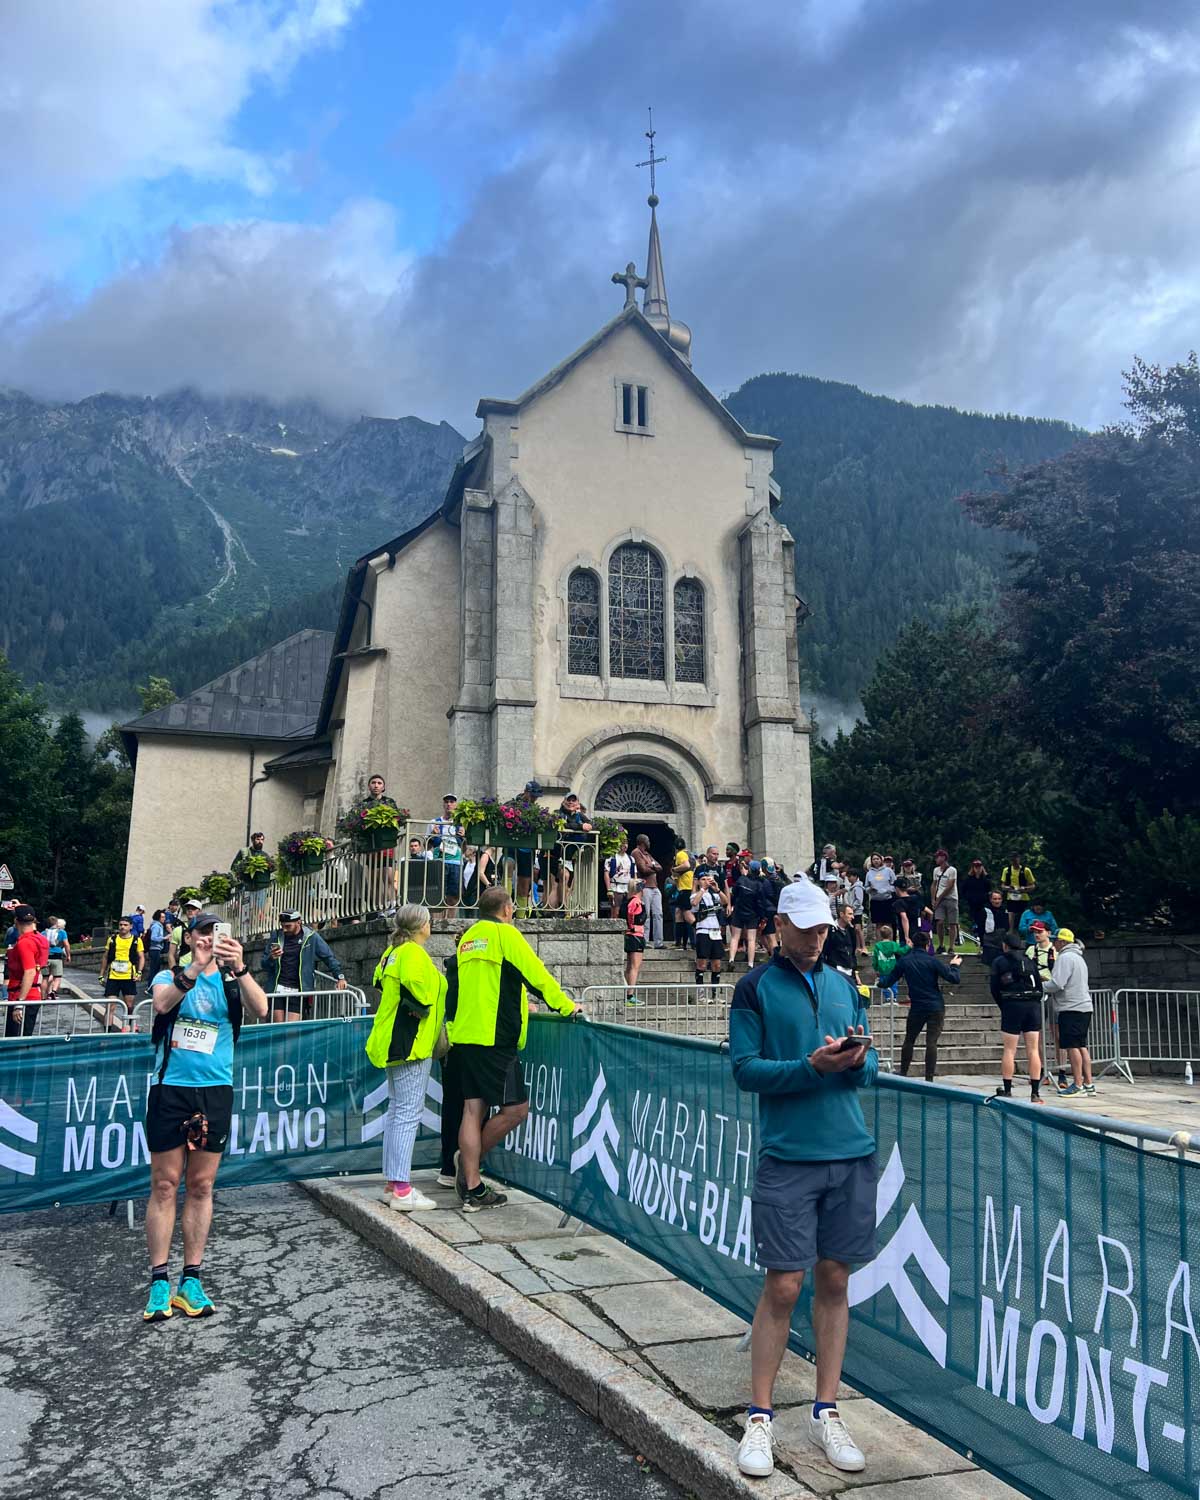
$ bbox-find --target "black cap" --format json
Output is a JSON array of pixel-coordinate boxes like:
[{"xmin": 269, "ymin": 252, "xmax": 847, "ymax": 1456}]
[
  {"xmin": 1003, "ymin": 930, "xmax": 1025, "ymax": 949},
  {"xmin": 12, "ymin": 904, "xmax": 35, "ymax": 923},
  {"xmin": 188, "ymin": 912, "xmax": 220, "ymax": 931}
]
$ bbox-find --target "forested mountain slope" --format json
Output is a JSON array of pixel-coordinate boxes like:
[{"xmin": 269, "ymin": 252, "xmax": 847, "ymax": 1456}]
[
  {"xmin": 724, "ymin": 374, "xmax": 1083, "ymax": 701},
  {"xmin": 0, "ymin": 389, "xmax": 465, "ymax": 708}
]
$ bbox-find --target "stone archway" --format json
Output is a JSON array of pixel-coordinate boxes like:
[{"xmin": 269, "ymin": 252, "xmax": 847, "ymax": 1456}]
[{"xmin": 594, "ymin": 772, "xmax": 675, "ymax": 816}]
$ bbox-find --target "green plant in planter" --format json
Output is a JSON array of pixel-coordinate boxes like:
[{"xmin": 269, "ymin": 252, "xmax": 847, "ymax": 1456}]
[
  {"xmin": 593, "ymin": 817, "xmax": 625, "ymax": 858},
  {"xmin": 171, "ymin": 884, "xmax": 202, "ymax": 906},
  {"xmin": 278, "ymin": 830, "xmax": 328, "ymax": 873},
  {"xmin": 199, "ymin": 870, "xmax": 233, "ymax": 903},
  {"xmin": 235, "ymin": 852, "xmax": 276, "ymax": 888},
  {"xmin": 451, "ymin": 797, "xmax": 491, "ymax": 830}
]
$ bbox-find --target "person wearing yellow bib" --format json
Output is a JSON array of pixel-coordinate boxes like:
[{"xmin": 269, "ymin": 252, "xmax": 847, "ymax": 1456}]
[
  {"xmin": 101, "ymin": 917, "xmax": 144, "ymax": 1032},
  {"xmin": 365, "ymin": 904, "xmax": 447, "ymax": 1212}
]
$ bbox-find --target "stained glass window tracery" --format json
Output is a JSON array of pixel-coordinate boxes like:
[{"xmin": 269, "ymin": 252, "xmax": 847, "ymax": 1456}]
[
  {"xmin": 608, "ymin": 543, "xmax": 665, "ymax": 681},
  {"xmin": 673, "ymin": 577, "xmax": 705, "ymax": 684},
  {"xmin": 567, "ymin": 569, "xmax": 601, "ymax": 675}
]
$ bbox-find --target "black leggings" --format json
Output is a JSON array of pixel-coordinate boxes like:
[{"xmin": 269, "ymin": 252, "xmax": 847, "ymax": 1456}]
[
  {"xmin": 439, "ymin": 1053, "xmax": 465, "ymax": 1175},
  {"xmin": 900, "ymin": 1008, "xmax": 945, "ymax": 1081}
]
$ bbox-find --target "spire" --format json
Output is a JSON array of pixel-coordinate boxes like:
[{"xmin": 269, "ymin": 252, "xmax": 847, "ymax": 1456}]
[{"xmin": 634, "ymin": 109, "xmax": 692, "ymax": 366}]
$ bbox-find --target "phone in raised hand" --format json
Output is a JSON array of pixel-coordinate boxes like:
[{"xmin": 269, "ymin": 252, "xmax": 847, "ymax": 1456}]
[{"xmin": 838, "ymin": 1032, "xmax": 873, "ymax": 1052}]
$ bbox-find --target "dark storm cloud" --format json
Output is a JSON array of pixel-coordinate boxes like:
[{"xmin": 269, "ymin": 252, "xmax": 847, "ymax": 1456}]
[{"xmin": 4, "ymin": 0, "xmax": 1199, "ymax": 428}]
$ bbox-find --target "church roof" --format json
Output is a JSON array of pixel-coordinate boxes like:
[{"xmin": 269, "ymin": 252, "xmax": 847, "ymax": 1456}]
[
  {"xmin": 123, "ymin": 628, "xmax": 334, "ymax": 745},
  {"xmin": 475, "ymin": 304, "xmax": 778, "ymax": 451}
]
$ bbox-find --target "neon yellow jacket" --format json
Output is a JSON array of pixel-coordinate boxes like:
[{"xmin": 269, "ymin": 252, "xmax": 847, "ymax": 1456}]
[
  {"xmin": 450, "ymin": 919, "xmax": 575, "ymax": 1050},
  {"xmin": 365, "ymin": 941, "xmax": 447, "ymax": 1068}
]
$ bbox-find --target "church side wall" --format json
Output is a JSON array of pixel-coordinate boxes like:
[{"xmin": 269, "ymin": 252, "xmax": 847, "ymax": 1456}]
[
  {"xmin": 121, "ymin": 738, "xmax": 307, "ymax": 911},
  {"xmin": 513, "ymin": 321, "xmax": 756, "ymax": 845},
  {"xmin": 373, "ymin": 523, "xmax": 460, "ymax": 815}
]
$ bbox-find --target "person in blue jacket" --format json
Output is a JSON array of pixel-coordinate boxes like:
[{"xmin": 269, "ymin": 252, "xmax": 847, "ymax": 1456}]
[
  {"xmin": 259, "ymin": 909, "xmax": 347, "ymax": 1022},
  {"xmin": 730, "ymin": 877, "xmax": 877, "ymax": 1481},
  {"xmin": 889, "ymin": 931, "xmax": 962, "ymax": 1080},
  {"xmin": 1017, "ymin": 900, "xmax": 1058, "ymax": 940}
]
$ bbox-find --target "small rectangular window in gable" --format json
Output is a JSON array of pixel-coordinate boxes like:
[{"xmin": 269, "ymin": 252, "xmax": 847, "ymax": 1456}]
[
  {"xmin": 622, "ymin": 383, "xmax": 633, "ymax": 425},
  {"xmin": 615, "ymin": 377, "xmax": 653, "ymax": 435},
  {"xmin": 636, "ymin": 385, "xmax": 647, "ymax": 428}
]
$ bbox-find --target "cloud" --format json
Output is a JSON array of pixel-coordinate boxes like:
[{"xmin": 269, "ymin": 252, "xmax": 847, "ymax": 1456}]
[
  {"xmin": 4, "ymin": 0, "xmax": 1200, "ymax": 430},
  {"xmin": 2, "ymin": 0, "xmax": 360, "ymax": 203},
  {"xmin": 0, "ymin": 202, "xmax": 411, "ymax": 415}
]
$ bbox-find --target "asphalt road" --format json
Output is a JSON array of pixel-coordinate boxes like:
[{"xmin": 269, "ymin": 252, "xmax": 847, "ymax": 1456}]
[{"xmin": 0, "ymin": 1184, "xmax": 685, "ymax": 1500}]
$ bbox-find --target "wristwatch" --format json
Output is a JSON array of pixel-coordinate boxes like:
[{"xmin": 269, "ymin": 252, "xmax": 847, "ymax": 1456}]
[
  {"xmin": 172, "ymin": 964, "xmax": 195, "ymax": 992},
  {"xmin": 232, "ymin": 965, "xmax": 250, "ymax": 979}
]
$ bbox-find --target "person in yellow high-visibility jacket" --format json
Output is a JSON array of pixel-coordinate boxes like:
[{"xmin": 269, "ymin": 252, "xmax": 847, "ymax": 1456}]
[{"xmin": 450, "ymin": 884, "xmax": 577, "ymax": 1210}]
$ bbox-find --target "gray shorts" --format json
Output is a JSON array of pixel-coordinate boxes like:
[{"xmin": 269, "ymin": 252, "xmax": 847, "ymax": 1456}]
[
  {"xmin": 935, "ymin": 897, "xmax": 959, "ymax": 922},
  {"xmin": 751, "ymin": 1153, "xmax": 879, "ymax": 1271}
]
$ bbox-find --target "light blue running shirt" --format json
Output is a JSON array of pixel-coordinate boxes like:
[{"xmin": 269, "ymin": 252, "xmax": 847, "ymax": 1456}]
[{"xmin": 150, "ymin": 969, "xmax": 236, "ymax": 1088}]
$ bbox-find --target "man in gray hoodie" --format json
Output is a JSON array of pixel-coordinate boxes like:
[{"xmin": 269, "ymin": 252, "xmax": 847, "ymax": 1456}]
[{"xmin": 1043, "ymin": 928, "xmax": 1094, "ymax": 1098}]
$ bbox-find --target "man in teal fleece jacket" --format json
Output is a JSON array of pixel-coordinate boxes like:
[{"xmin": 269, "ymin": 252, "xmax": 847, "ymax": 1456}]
[{"xmin": 729, "ymin": 877, "xmax": 878, "ymax": 1481}]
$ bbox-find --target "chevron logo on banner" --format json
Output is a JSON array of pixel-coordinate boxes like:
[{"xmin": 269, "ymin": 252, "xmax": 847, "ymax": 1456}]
[
  {"xmin": 360, "ymin": 1079, "xmax": 388, "ymax": 1143},
  {"xmin": 568, "ymin": 1067, "xmax": 621, "ymax": 1194},
  {"xmin": 361, "ymin": 1074, "xmax": 443, "ymax": 1142},
  {"xmin": 0, "ymin": 1097, "xmax": 39, "ymax": 1176},
  {"xmin": 848, "ymin": 1142, "xmax": 951, "ymax": 1367}
]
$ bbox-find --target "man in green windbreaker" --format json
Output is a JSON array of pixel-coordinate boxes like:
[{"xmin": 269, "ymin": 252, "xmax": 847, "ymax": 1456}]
[{"xmin": 450, "ymin": 885, "xmax": 576, "ymax": 1210}]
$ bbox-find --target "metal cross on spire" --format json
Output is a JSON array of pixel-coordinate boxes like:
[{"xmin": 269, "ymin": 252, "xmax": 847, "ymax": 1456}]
[{"xmin": 636, "ymin": 107, "xmax": 666, "ymax": 204}]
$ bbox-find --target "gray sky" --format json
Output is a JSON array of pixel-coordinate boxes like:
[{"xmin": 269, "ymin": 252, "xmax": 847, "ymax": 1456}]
[{"xmin": 3, "ymin": 1, "xmax": 1198, "ymax": 431}]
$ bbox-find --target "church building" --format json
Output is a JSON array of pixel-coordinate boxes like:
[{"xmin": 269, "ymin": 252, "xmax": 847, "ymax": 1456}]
[{"xmin": 120, "ymin": 190, "xmax": 814, "ymax": 908}]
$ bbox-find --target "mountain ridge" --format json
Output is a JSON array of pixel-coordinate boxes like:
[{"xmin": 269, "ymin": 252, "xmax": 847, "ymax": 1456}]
[{"xmin": 0, "ymin": 375, "xmax": 1083, "ymax": 713}]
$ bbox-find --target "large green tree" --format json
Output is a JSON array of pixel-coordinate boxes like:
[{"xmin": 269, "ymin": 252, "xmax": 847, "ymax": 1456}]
[
  {"xmin": 812, "ymin": 611, "xmax": 1073, "ymax": 906},
  {"xmin": 960, "ymin": 355, "xmax": 1200, "ymax": 924},
  {"xmin": 0, "ymin": 655, "xmax": 133, "ymax": 930}
]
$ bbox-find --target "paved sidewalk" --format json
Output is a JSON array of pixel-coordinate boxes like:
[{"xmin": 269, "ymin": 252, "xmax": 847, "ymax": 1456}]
[
  {"xmin": 939, "ymin": 1071, "xmax": 1200, "ymax": 1148},
  {"xmin": 307, "ymin": 1171, "xmax": 1022, "ymax": 1500}
]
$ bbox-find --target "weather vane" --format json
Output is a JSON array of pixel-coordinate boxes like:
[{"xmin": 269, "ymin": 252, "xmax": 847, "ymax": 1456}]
[{"xmin": 636, "ymin": 107, "xmax": 666, "ymax": 203}]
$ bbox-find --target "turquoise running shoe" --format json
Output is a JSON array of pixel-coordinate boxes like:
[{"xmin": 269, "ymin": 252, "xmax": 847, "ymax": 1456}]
[
  {"xmin": 143, "ymin": 1280, "xmax": 173, "ymax": 1323},
  {"xmin": 171, "ymin": 1275, "xmax": 216, "ymax": 1318}
]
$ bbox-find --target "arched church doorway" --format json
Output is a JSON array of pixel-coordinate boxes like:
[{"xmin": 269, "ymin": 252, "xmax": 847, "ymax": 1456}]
[{"xmin": 594, "ymin": 772, "xmax": 679, "ymax": 921}]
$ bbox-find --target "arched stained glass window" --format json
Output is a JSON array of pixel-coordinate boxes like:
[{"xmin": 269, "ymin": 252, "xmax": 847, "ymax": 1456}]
[
  {"xmin": 567, "ymin": 569, "xmax": 601, "ymax": 676},
  {"xmin": 595, "ymin": 774, "xmax": 674, "ymax": 813},
  {"xmin": 673, "ymin": 577, "xmax": 705, "ymax": 684},
  {"xmin": 608, "ymin": 543, "xmax": 665, "ymax": 681}
]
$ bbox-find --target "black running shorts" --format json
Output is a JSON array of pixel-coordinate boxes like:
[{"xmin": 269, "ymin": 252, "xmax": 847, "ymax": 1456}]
[
  {"xmin": 146, "ymin": 1084, "xmax": 234, "ymax": 1155},
  {"xmin": 452, "ymin": 1045, "xmax": 527, "ymax": 1108},
  {"xmin": 999, "ymin": 1000, "xmax": 1042, "ymax": 1036},
  {"xmin": 694, "ymin": 933, "xmax": 726, "ymax": 961}
]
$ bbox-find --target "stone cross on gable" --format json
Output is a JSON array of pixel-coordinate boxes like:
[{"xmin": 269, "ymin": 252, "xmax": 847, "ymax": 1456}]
[{"xmin": 611, "ymin": 261, "xmax": 648, "ymax": 309}]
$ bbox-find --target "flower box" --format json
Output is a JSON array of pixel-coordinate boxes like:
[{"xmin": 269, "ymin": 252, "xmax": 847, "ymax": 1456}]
[
  {"xmin": 239, "ymin": 871, "xmax": 272, "ymax": 890},
  {"xmin": 285, "ymin": 852, "xmax": 325, "ymax": 875},
  {"xmin": 354, "ymin": 826, "xmax": 398, "ymax": 853},
  {"xmin": 469, "ymin": 822, "xmax": 556, "ymax": 851}
]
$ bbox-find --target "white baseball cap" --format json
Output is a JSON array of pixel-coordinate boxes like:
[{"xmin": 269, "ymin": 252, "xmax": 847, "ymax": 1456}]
[{"xmin": 777, "ymin": 878, "xmax": 833, "ymax": 928}]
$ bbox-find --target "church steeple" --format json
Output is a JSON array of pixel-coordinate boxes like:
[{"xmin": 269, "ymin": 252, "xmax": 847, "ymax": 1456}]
[{"xmin": 635, "ymin": 111, "xmax": 692, "ymax": 366}]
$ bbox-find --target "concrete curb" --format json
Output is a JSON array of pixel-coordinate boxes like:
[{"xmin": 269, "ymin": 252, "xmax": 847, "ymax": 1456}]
[{"xmin": 304, "ymin": 1179, "xmax": 813, "ymax": 1500}]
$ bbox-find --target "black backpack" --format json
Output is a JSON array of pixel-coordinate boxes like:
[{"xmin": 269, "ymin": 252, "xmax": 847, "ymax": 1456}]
[{"xmin": 998, "ymin": 953, "xmax": 1042, "ymax": 1004}]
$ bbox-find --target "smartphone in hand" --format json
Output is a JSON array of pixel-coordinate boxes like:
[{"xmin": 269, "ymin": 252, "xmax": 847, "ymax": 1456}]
[{"xmin": 838, "ymin": 1033, "xmax": 873, "ymax": 1052}]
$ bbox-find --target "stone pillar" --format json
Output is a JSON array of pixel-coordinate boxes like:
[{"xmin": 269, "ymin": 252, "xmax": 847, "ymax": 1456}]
[
  {"xmin": 490, "ymin": 479, "xmax": 537, "ymax": 794},
  {"xmin": 448, "ymin": 489, "xmax": 494, "ymax": 797},
  {"xmin": 739, "ymin": 512, "xmax": 807, "ymax": 874}
]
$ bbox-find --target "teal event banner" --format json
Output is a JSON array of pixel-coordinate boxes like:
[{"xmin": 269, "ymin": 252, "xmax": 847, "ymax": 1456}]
[{"xmin": 2, "ymin": 1016, "xmax": 1197, "ymax": 1500}]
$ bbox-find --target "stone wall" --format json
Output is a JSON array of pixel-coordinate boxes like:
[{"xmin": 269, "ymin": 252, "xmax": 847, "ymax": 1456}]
[
  {"xmin": 1085, "ymin": 935, "xmax": 1200, "ymax": 990},
  {"xmin": 241, "ymin": 916, "xmax": 625, "ymax": 1000}
]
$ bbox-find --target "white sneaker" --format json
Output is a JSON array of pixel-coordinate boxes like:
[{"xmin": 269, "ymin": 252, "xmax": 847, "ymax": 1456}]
[
  {"xmin": 384, "ymin": 1186, "xmax": 438, "ymax": 1212},
  {"xmin": 809, "ymin": 1408, "xmax": 865, "ymax": 1472},
  {"xmin": 435, "ymin": 1172, "xmax": 457, "ymax": 1189},
  {"xmin": 737, "ymin": 1414, "xmax": 774, "ymax": 1477}
]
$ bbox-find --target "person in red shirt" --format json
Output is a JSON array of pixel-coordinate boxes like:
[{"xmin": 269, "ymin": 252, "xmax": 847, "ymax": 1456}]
[{"xmin": 5, "ymin": 905, "xmax": 49, "ymax": 1037}]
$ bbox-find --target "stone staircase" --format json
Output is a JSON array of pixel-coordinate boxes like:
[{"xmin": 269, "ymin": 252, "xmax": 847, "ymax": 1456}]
[{"xmin": 629, "ymin": 941, "xmax": 1010, "ymax": 1076}]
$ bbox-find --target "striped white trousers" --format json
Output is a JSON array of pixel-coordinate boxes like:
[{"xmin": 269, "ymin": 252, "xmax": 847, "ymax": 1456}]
[{"xmin": 382, "ymin": 1056, "xmax": 432, "ymax": 1185}]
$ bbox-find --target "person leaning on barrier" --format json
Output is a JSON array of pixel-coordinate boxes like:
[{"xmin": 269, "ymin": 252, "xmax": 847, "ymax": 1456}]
[
  {"xmin": 989, "ymin": 929, "xmax": 1045, "ymax": 1103},
  {"xmin": 260, "ymin": 909, "xmax": 347, "ymax": 1023},
  {"xmin": 366, "ymin": 905, "xmax": 446, "ymax": 1212},
  {"xmin": 144, "ymin": 912, "xmax": 269, "ymax": 1323},
  {"xmin": 730, "ymin": 877, "xmax": 877, "ymax": 1480},
  {"xmin": 1043, "ymin": 928, "xmax": 1095, "ymax": 1099},
  {"xmin": 450, "ymin": 885, "xmax": 578, "ymax": 1211}
]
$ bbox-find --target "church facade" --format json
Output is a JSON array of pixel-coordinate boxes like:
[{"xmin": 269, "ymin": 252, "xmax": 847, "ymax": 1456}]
[{"xmin": 120, "ymin": 202, "xmax": 813, "ymax": 908}]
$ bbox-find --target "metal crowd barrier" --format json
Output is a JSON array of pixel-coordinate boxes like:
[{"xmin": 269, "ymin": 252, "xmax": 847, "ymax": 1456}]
[
  {"xmin": 1, "ymin": 996, "xmax": 128, "ymax": 1040},
  {"xmin": 581, "ymin": 983, "xmax": 734, "ymax": 1037},
  {"xmin": 1093, "ymin": 986, "xmax": 1200, "ymax": 1081},
  {"xmin": 216, "ymin": 821, "xmax": 601, "ymax": 940},
  {"xmin": 131, "ymin": 984, "xmax": 366, "ymax": 1033}
]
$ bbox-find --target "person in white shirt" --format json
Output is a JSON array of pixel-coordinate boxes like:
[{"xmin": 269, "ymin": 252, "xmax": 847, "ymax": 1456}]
[
  {"xmin": 931, "ymin": 849, "xmax": 959, "ymax": 956},
  {"xmin": 604, "ymin": 838, "xmax": 635, "ymax": 916}
]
